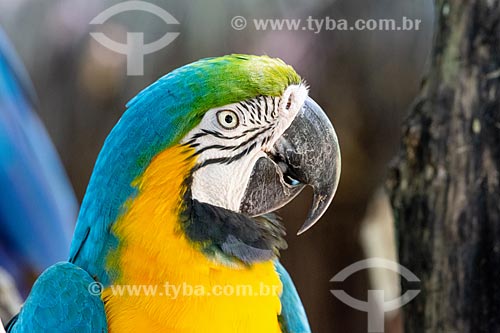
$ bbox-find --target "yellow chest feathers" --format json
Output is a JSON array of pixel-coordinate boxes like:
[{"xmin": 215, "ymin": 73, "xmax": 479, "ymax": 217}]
[{"xmin": 102, "ymin": 145, "xmax": 283, "ymax": 333}]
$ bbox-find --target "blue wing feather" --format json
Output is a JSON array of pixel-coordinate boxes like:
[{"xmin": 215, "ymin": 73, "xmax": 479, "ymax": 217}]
[
  {"xmin": 275, "ymin": 261, "xmax": 312, "ymax": 333},
  {"xmin": 6, "ymin": 262, "xmax": 107, "ymax": 332},
  {"xmin": 0, "ymin": 29, "xmax": 77, "ymax": 293}
]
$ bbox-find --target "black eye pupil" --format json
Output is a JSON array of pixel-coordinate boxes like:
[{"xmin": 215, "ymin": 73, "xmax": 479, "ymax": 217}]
[{"xmin": 225, "ymin": 115, "xmax": 233, "ymax": 123}]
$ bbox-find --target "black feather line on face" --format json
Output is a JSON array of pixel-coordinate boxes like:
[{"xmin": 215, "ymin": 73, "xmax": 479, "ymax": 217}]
[
  {"xmin": 179, "ymin": 178, "xmax": 287, "ymax": 265},
  {"xmin": 192, "ymin": 141, "xmax": 258, "ymax": 172},
  {"xmin": 185, "ymin": 95, "xmax": 279, "ymax": 148},
  {"xmin": 192, "ymin": 125, "xmax": 272, "ymax": 157}
]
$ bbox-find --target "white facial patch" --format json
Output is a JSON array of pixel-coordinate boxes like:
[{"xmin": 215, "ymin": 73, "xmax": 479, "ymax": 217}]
[{"xmin": 182, "ymin": 83, "xmax": 309, "ymax": 212}]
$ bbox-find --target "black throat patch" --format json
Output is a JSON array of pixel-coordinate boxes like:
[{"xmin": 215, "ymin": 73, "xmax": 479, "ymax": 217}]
[{"xmin": 180, "ymin": 196, "xmax": 287, "ymax": 265}]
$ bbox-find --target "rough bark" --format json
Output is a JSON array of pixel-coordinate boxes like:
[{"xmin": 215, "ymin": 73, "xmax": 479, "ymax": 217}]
[{"xmin": 387, "ymin": 0, "xmax": 500, "ymax": 332}]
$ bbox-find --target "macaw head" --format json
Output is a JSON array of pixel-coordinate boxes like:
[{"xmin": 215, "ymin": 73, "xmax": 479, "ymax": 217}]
[
  {"xmin": 71, "ymin": 55, "xmax": 340, "ymax": 279},
  {"xmin": 180, "ymin": 58, "xmax": 340, "ymax": 235}
]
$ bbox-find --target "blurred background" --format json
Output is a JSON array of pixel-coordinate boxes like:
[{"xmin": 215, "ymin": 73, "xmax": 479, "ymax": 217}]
[{"xmin": 0, "ymin": 0, "xmax": 434, "ymax": 331}]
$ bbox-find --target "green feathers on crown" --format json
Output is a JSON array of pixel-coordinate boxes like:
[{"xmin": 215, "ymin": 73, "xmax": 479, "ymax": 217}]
[
  {"xmin": 129, "ymin": 54, "xmax": 301, "ymax": 122},
  {"xmin": 125, "ymin": 54, "xmax": 302, "ymax": 145},
  {"xmin": 189, "ymin": 54, "xmax": 302, "ymax": 102}
]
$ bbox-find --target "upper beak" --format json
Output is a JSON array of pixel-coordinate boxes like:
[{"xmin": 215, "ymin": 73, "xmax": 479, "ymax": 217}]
[{"xmin": 240, "ymin": 97, "xmax": 341, "ymax": 235}]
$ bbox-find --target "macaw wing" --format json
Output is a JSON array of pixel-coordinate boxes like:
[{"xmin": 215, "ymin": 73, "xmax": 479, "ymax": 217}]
[
  {"xmin": 5, "ymin": 262, "xmax": 107, "ymax": 333},
  {"xmin": 0, "ymin": 29, "xmax": 77, "ymax": 292},
  {"xmin": 275, "ymin": 261, "xmax": 311, "ymax": 333}
]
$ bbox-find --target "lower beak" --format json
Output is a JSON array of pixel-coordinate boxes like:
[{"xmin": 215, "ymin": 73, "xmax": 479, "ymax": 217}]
[{"xmin": 240, "ymin": 97, "xmax": 341, "ymax": 235}]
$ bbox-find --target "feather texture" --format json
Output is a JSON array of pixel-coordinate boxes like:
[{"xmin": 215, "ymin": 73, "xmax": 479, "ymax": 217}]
[
  {"xmin": 6, "ymin": 262, "xmax": 107, "ymax": 332},
  {"xmin": 276, "ymin": 261, "xmax": 311, "ymax": 333}
]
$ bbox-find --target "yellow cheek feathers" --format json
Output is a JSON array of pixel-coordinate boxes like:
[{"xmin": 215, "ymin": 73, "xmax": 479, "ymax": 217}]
[{"xmin": 102, "ymin": 144, "xmax": 283, "ymax": 333}]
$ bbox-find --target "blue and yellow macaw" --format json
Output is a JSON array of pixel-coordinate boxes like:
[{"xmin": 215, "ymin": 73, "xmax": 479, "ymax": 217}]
[{"xmin": 6, "ymin": 55, "xmax": 340, "ymax": 333}]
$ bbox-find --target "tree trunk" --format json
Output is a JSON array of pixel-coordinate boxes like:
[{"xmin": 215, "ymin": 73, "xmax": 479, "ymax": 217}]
[{"xmin": 387, "ymin": 0, "xmax": 500, "ymax": 332}]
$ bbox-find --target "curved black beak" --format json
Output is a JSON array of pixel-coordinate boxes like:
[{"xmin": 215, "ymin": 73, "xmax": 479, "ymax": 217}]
[{"xmin": 240, "ymin": 97, "xmax": 341, "ymax": 235}]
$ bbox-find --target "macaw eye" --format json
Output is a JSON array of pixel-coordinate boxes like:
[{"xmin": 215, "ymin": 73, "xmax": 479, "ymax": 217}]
[{"xmin": 217, "ymin": 110, "xmax": 239, "ymax": 129}]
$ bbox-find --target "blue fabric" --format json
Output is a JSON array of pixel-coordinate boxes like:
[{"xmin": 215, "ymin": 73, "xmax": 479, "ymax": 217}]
[{"xmin": 275, "ymin": 261, "xmax": 311, "ymax": 333}]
